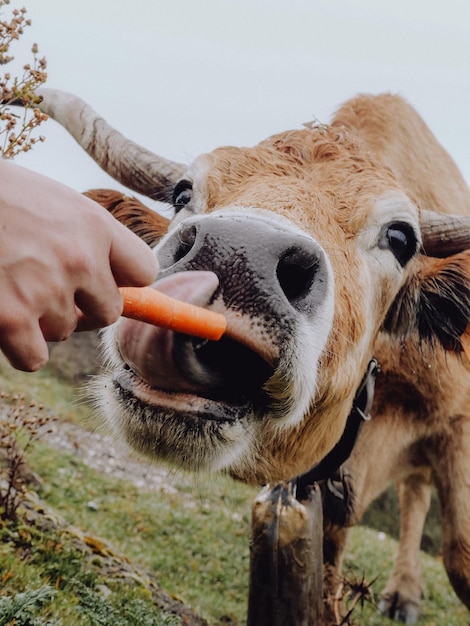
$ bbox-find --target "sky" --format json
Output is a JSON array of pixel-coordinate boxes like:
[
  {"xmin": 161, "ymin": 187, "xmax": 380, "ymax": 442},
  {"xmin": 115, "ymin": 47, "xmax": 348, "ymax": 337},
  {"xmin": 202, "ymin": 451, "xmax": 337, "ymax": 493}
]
[{"xmin": 8, "ymin": 0, "xmax": 470, "ymax": 210}]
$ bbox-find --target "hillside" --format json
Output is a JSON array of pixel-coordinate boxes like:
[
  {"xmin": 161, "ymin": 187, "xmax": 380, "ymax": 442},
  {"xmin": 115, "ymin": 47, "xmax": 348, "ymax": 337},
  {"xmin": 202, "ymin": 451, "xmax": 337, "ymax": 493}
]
[{"xmin": 0, "ymin": 343, "xmax": 467, "ymax": 625}]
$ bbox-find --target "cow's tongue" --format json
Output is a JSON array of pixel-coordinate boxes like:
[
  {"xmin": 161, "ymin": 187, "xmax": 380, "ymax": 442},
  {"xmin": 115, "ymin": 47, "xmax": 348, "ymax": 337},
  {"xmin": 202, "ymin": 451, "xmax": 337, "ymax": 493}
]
[{"xmin": 118, "ymin": 271, "xmax": 220, "ymax": 391}]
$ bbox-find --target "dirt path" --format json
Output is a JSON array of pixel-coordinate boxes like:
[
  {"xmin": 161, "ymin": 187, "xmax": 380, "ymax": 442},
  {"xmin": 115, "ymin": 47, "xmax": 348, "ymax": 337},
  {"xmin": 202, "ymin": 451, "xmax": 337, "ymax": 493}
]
[{"xmin": 43, "ymin": 418, "xmax": 185, "ymax": 496}]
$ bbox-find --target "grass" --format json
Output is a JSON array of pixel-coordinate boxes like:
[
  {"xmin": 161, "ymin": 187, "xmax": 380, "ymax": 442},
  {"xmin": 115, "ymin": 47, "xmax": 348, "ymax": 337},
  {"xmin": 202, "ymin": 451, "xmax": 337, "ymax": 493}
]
[
  {"xmin": 0, "ymin": 356, "xmax": 468, "ymax": 625},
  {"xmin": 30, "ymin": 438, "xmax": 254, "ymax": 623},
  {"xmin": 341, "ymin": 527, "xmax": 468, "ymax": 625},
  {"xmin": 0, "ymin": 354, "xmax": 92, "ymax": 425},
  {"xmin": 0, "ymin": 515, "xmax": 180, "ymax": 625}
]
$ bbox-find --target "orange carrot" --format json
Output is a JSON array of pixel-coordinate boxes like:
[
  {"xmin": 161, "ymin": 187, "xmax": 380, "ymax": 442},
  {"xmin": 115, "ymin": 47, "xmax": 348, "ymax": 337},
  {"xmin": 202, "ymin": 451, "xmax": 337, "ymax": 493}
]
[{"xmin": 119, "ymin": 286, "xmax": 226, "ymax": 341}]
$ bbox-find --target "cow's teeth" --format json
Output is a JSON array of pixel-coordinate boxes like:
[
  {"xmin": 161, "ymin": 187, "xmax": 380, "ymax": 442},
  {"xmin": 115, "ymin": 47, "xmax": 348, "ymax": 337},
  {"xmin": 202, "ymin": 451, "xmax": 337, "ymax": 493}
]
[{"xmin": 193, "ymin": 338, "xmax": 209, "ymax": 351}]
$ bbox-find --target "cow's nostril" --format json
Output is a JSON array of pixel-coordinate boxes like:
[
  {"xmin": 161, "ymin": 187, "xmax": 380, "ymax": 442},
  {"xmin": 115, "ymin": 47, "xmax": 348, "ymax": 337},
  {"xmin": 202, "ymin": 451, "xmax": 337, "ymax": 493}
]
[
  {"xmin": 174, "ymin": 223, "xmax": 198, "ymax": 263},
  {"xmin": 277, "ymin": 246, "xmax": 319, "ymax": 302}
]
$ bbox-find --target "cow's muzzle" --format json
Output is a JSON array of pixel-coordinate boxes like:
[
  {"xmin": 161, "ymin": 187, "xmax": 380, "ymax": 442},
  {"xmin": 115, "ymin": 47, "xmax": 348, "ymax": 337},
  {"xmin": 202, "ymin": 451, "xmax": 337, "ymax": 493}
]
[
  {"xmin": 158, "ymin": 213, "xmax": 329, "ymax": 319},
  {"xmin": 116, "ymin": 212, "xmax": 331, "ymax": 413}
]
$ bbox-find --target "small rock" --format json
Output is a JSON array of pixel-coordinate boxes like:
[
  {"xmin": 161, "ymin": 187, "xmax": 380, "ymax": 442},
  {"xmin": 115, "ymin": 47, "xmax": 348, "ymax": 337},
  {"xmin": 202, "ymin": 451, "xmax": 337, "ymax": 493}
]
[{"xmin": 96, "ymin": 583, "xmax": 112, "ymax": 598}]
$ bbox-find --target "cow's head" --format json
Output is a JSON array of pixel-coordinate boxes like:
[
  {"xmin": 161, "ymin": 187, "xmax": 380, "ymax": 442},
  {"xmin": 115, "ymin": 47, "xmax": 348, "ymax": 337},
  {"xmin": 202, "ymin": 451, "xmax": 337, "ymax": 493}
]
[{"xmin": 38, "ymin": 89, "xmax": 470, "ymax": 484}]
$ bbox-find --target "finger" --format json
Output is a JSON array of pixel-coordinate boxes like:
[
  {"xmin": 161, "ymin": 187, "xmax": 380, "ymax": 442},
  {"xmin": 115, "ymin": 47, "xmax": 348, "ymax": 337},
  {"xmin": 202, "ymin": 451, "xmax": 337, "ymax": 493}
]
[
  {"xmin": 108, "ymin": 219, "xmax": 159, "ymax": 287},
  {"xmin": 0, "ymin": 320, "xmax": 49, "ymax": 371},
  {"xmin": 74, "ymin": 309, "xmax": 122, "ymax": 333},
  {"xmin": 74, "ymin": 308, "xmax": 95, "ymax": 332},
  {"xmin": 39, "ymin": 307, "xmax": 78, "ymax": 342},
  {"xmin": 74, "ymin": 282, "xmax": 123, "ymax": 331}
]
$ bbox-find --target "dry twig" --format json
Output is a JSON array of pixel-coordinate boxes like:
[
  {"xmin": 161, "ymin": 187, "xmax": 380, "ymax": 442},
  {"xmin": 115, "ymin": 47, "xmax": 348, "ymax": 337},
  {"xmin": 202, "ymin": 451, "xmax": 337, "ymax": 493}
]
[{"xmin": 0, "ymin": 1, "xmax": 48, "ymax": 158}]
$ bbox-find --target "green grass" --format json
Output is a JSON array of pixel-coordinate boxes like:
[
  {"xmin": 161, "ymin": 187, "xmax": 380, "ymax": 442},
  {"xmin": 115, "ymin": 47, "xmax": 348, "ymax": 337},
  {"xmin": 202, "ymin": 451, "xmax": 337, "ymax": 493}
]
[
  {"xmin": 30, "ymin": 439, "xmax": 254, "ymax": 623},
  {"xmin": 0, "ymin": 355, "xmax": 92, "ymax": 426},
  {"xmin": 0, "ymin": 516, "xmax": 180, "ymax": 625},
  {"xmin": 0, "ymin": 358, "xmax": 468, "ymax": 625},
  {"xmin": 342, "ymin": 527, "xmax": 468, "ymax": 625},
  {"xmin": 26, "ymin": 436, "xmax": 470, "ymax": 625}
]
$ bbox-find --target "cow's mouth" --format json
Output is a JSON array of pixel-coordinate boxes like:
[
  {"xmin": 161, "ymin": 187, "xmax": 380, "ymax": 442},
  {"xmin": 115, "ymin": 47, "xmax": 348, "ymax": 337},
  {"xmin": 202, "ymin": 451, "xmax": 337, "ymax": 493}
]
[
  {"xmin": 113, "ymin": 332, "xmax": 274, "ymax": 421},
  {"xmin": 112, "ymin": 271, "xmax": 276, "ymax": 424}
]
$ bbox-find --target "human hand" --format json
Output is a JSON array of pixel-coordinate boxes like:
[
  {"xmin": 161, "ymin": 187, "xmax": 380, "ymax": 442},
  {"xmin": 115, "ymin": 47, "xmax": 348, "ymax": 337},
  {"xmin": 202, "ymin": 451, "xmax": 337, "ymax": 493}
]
[{"xmin": 0, "ymin": 160, "xmax": 159, "ymax": 371}]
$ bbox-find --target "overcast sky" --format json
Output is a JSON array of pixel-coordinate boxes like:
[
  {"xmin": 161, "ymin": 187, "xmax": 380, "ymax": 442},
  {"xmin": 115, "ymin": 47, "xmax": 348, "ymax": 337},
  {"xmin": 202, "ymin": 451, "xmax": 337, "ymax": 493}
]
[{"xmin": 10, "ymin": 0, "xmax": 470, "ymax": 209}]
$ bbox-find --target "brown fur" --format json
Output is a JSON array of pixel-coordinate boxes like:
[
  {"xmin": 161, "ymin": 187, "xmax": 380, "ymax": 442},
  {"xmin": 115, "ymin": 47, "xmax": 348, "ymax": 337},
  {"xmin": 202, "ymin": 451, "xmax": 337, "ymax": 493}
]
[
  {"xmin": 318, "ymin": 96, "xmax": 470, "ymax": 621},
  {"xmin": 84, "ymin": 189, "xmax": 169, "ymax": 246},
  {"xmin": 197, "ymin": 121, "xmax": 412, "ymax": 481}
]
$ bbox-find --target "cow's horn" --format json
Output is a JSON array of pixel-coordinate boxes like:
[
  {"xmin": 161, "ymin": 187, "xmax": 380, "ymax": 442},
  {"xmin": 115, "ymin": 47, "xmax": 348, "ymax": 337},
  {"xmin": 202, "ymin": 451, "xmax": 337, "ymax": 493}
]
[
  {"xmin": 420, "ymin": 209, "xmax": 470, "ymax": 257},
  {"xmin": 35, "ymin": 88, "xmax": 186, "ymax": 199}
]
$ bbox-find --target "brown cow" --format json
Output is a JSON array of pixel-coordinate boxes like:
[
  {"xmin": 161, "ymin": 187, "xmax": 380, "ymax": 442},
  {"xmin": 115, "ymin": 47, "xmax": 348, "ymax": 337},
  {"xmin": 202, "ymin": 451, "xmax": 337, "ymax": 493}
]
[{"xmin": 37, "ymin": 88, "xmax": 470, "ymax": 621}]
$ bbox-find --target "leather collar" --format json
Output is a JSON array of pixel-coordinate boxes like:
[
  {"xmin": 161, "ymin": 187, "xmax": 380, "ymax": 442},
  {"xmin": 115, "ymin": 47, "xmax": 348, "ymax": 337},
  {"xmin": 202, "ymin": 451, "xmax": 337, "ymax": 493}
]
[{"xmin": 294, "ymin": 359, "xmax": 380, "ymax": 500}]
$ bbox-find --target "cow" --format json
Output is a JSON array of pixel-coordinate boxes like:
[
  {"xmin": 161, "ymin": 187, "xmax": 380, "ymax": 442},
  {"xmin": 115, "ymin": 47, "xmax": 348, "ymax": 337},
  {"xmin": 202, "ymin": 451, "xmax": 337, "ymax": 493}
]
[{"xmin": 35, "ymin": 87, "xmax": 470, "ymax": 622}]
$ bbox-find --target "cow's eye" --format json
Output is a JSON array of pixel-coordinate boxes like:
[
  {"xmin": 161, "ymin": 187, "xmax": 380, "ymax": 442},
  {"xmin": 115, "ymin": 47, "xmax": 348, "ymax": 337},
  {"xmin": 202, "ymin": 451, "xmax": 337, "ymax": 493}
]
[
  {"xmin": 172, "ymin": 181, "xmax": 193, "ymax": 212},
  {"xmin": 384, "ymin": 222, "xmax": 418, "ymax": 267}
]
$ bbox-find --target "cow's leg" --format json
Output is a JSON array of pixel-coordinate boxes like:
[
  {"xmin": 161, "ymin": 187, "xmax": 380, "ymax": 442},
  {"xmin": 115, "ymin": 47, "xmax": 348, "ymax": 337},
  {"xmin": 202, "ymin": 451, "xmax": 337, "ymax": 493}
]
[
  {"xmin": 443, "ymin": 531, "xmax": 470, "ymax": 611},
  {"xmin": 378, "ymin": 470, "xmax": 432, "ymax": 624},
  {"xmin": 430, "ymin": 424, "xmax": 470, "ymax": 610},
  {"xmin": 321, "ymin": 413, "xmax": 426, "ymax": 622}
]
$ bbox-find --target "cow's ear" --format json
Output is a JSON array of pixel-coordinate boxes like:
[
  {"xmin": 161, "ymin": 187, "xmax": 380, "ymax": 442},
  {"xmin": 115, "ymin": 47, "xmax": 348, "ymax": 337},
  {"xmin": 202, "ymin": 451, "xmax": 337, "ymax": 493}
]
[
  {"xmin": 84, "ymin": 189, "xmax": 170, "ymax": 247},
  {"xmin": 383, "ymin": 251, "xmax": 470, "ymax": 353}
]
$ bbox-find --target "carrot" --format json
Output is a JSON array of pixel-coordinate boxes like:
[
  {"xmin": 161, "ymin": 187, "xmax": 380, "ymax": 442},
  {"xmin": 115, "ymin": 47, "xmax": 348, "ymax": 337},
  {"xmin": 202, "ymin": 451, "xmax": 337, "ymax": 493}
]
[{"xmin": 119, "ymin": 286, "xmax": 226, "ymax": 341}]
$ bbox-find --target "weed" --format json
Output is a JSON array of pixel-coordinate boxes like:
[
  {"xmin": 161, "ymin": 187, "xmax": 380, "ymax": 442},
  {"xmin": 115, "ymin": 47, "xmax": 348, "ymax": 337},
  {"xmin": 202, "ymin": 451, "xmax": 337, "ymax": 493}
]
[
  {"xmin": 331, "ymin": 570, "xmax": 378, "ymax": 625},
  {"xmin": 0, "ymin": 391, "xmax": 56, "ymax": 521},
  {"xmin": 0, "ymin": 585, "xmax": 58, "ymax": 626},
  {"xmin": 76, "ymin": 581, "xmax": 180, "ymax": 626},
  {"xmin": 0, "ymin": 0, "xmax": 48, "ymax": 158}
]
